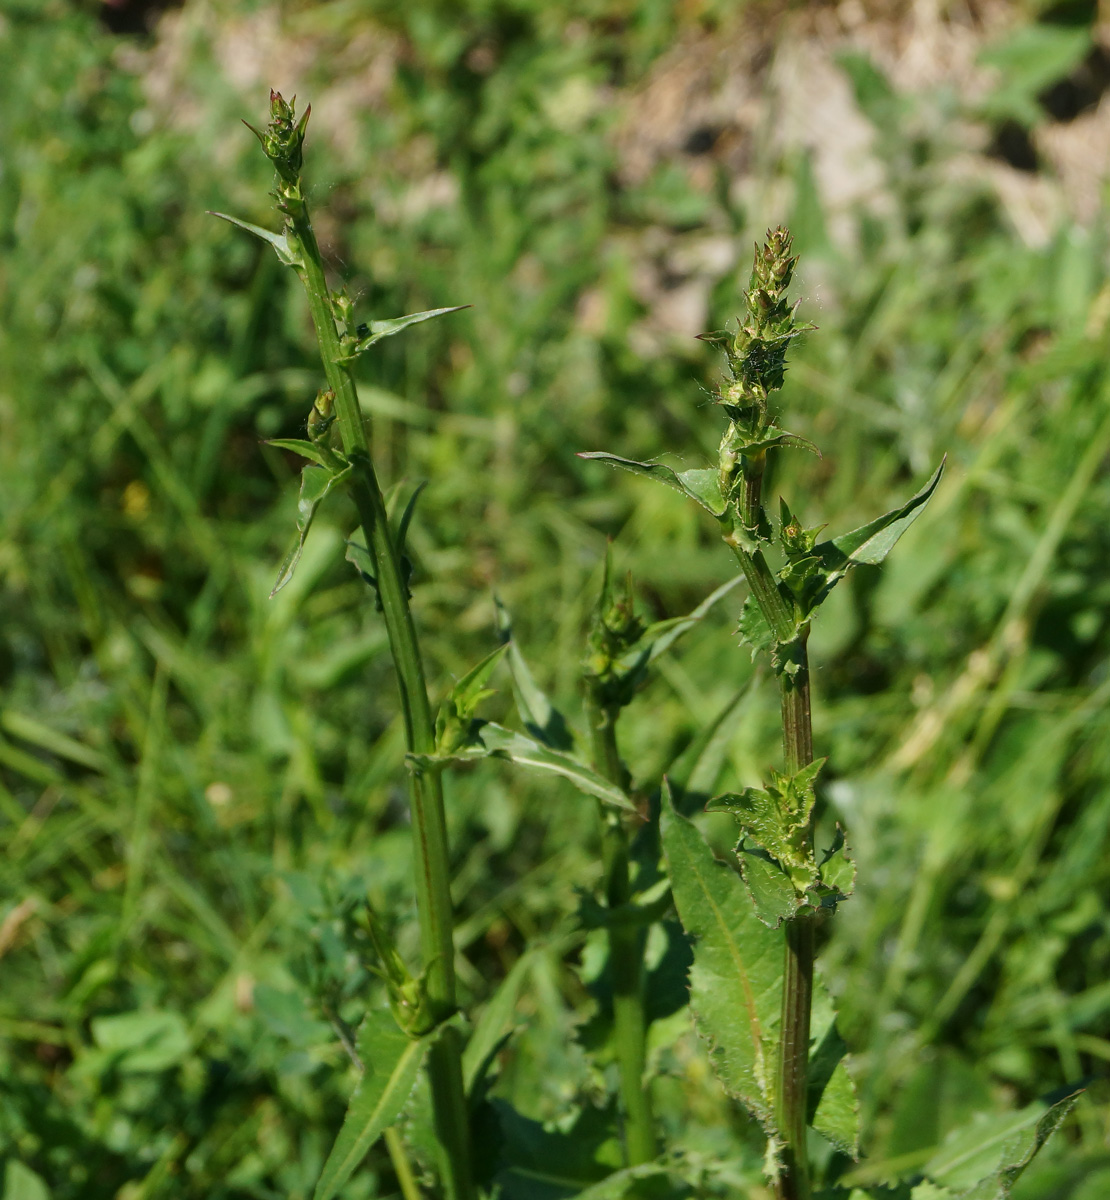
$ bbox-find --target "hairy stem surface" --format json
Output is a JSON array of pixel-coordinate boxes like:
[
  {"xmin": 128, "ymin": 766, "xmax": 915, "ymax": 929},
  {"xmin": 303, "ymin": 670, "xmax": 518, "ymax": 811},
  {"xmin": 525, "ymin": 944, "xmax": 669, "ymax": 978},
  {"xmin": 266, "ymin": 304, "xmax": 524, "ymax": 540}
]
[
  {"xmin": 585, "ymin": 694, "xmax": 657, "ymax": 1166},
  {"xmin": 294, "ymin": 213, "xmax": 474, "ymax": 1200}
]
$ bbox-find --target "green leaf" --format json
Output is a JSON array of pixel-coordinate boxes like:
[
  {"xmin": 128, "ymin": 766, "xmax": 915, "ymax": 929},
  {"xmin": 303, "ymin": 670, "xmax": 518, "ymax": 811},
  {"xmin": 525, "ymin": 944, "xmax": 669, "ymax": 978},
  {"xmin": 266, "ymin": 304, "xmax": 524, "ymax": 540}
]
[
  {"xmin": 410, "ymin": 723, "xmax": 636, "ymax": 814},
  {"xmin": 736, "ymin": 843, "xmax": 801, "ymax": 927},
  {"xmin": 264, "ymin": 438, "xmax": 331, "ymax": 466},
  {"xmin": 978, "ymin": 26, "xmax": 1090, "ymax": 127},
  {"xmin": 435, "ymin": 644, "xmax": 509, "ymax": 754},
  {"xmin": 313, "ymin": 1010, "xmax": 430, "ymax": 1200},
  {"xmin": 574, "ymin": 1163, "xmax": 675, "ymax": 1199},
  {"xmin": 910, "ymin": 1186, "xmax": 955, "ymax": 1200},
  {"xmin": 661, "ymin": 783, "xmax": 782, "ymax": 1126},
  {"xmin": 462, "ymin": 948, "xmax": 545, "ymax": 1096},
  {"xmin": 3, "ymin": 1162, "xmax": 50, "ymax": 1200},
  {"xmin": 737, "ymin": 592, "xmax": 774, "ymax": 657},
  {"xmin": 209, "ymin": 211, "xmax": 305, "ymax": 268},
  {"xmin": 922, "ymin": 1095, "xmax": 1078, "ymax": 1198},
  {"xmin": 89, "ymin": 1009, "xmax": 189, "ymax": 1073},
  {"xmin": 394, "ymin": 479, "xmax": 427, "ymax": 554},
  {"xmin": 809, "ymin": 460, "xmax": 944, "ymax": 608},
  {"xmin": 578, "ymin": 452, "xmax": 728, "ymax": 517},
  {"xmin": 809, "ymin": 987, "xmax": 860, "ymax": 1157},
  {"xmin": 335, "ymin": 307, "xmax": 469, "ymax": 363},
  {"xmin": 743, "ymin": 427, "xmax": 821, "ymax": 457},
  {"xmin": 272, "ymin": 463, "xmax": 353, "ymax": 597},
  {"xmin": 494, "ymin": 597, "xmax": 577, "ymax": 751},
  {"xmin": 817, "ymin": 826, "xmax": 856, "ymax": 902}
]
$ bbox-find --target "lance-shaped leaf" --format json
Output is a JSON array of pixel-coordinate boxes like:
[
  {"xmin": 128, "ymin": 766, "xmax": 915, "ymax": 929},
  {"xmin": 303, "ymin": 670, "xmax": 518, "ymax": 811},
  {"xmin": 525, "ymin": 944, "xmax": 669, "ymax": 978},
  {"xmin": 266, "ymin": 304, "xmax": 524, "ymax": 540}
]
[
  {"xmin": 661, "ymin": 783, "xmax": 781, "ymax": 1126},
  {"xmin": 409, "ymin": 723, "xmax": 636, "ymax": 814},
  {"xmin": 272, "ymin": 463, "xmax": 353, "ymax": 596},
  {"xmin": 578, "ymin": 452, "xmax": 728, "ymax": 517},
  {"xmin": 264, "ymin": 438, "xmax": 331, "ymax": 467},
  {"xmin": 612, "ymin": 575, "xmax": 743, "ymax": 681},
  {"xmin": 313, "ymin": 1009, "xmax": 431, "ymax": 1200},
  {"xmin": 209, "ymin": 211, "xmax": 305, "ymax": 269},
  {"xmin": 922, "ymin": 1094, "xmax": 1077, "ymax": 1199},
  {"xmin": 664, "ymin": 786, "xmax": 858, "ymax": 1151},
  {"xmin": 335, "ymin": 307, "xmax": 470, "ymax": 363},
  {"xmin": 806, "ymin": 459, "xmax": 945, "ymax": 609},
  {"xmin": 494, "ymin": 597, "xmax": 577, "ymax": 751},
  {"xmin": 741, "ymin": 427, "xmax": 821, "ymax": 457}
]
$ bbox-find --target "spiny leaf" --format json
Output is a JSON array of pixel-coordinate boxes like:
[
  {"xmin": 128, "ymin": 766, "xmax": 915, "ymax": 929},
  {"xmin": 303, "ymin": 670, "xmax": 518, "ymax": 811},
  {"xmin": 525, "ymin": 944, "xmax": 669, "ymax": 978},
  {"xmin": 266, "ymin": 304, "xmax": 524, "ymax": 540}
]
[
  {"xmin": 335, "ymin": 307, "xmax": 470, "ymax": 363},
  {"xmin": 578, "ymin": 452, "xmax": 728, "ymax": 517},
  {"xmin": 742, "ymin": 427, "xmax": 821, "ymax": 457},
  {"xmin": 271, "ymin": 464, "xmax": 352, "ymax": 596},
  {"xmin": 737, "ymin": 592, "xmax": 774, "ymax": 657},
  {"xmin": 209, "ymin": 211, "xmax": 304, "ymax": 269},
  {"xmin": 494, "ymin": 596, "xmax": 577, "ymax": 751},
  {"xmin": 661, "ymin": 783, "xmax": 782, "ymax": 1125},
  {"xmin": 817, "ymin": 826, "xmax": 856, "ymax": 902},
  {"xmin": 922, "ymin": 1094, "xmax": 1078, "ymax": 1197},
  {"xmin": 736, "ymin": 844, "xmax": 802, "ymax": 927},
  {"xmin": 313, "ymin": 1009, "xmax": 430, "ymax": 1200}
]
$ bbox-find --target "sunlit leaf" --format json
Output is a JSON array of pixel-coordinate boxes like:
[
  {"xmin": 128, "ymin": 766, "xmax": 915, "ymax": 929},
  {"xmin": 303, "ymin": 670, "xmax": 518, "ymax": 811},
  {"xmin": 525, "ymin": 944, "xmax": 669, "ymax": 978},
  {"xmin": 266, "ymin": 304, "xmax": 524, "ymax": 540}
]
[
  {"xmin": 578, "ymin": 452, "xmax": 728, "ymax": 517},
  {"xmin": 335, "ymin": 307, "xmax": 470, "ymax": 363},
  {"xmin": 209, "ymin": 211, "xmax": 304, "ymax": 268},
  {"xmin": 313, "ymin": 1010, "xmax": 430, "ymax": 1200},
  {"xmin": 264, "ymin": 438, "xmax": 331, "ymax": 466},
  {"xmin": 271, "ymin": 464, "xmax": 352, "ymax": 596},
  {"xmin": 494, "ymin": 597, "xmax": 577, "ymax": 750}
]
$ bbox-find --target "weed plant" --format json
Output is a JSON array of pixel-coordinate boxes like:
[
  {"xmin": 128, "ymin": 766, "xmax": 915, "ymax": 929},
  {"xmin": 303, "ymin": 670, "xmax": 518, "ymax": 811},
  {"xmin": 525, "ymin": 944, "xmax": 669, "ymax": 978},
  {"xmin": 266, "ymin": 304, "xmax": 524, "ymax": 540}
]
[{"xmin": 3, "ymin": 4, "xmax": 1110, "ymax": 1200}]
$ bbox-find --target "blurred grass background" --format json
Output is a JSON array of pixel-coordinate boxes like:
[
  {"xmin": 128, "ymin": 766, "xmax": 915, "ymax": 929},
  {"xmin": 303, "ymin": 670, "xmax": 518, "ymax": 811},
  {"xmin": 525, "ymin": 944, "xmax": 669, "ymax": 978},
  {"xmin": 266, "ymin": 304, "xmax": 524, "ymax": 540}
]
[{"xmin": 3, "ymin": 0, "xmax": 1110, "ymax": 1196}]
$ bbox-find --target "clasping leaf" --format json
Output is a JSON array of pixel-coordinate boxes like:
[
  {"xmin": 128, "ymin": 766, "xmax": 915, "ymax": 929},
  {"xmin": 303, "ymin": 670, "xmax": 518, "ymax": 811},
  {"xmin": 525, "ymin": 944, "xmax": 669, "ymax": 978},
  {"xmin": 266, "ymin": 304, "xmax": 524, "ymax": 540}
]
[
  {"xmin": 578, "ymin": 452, "xmax": 728, "ymax": 517},
  {"xmin": 209, "ymin": 211, "xmax": 305, "ymax": 269},
  {"xmin": 335, "ymin": 306, "xmax": 470, "ymax": 363}
]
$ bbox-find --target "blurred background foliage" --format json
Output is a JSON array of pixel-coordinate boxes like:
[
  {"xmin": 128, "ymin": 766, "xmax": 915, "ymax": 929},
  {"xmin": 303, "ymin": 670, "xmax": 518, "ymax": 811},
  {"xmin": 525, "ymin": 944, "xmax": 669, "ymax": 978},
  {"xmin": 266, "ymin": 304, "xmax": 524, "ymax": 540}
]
[{"xmin": 3, "ymin": 0, "xmax": 1110, "ymax": 1196}]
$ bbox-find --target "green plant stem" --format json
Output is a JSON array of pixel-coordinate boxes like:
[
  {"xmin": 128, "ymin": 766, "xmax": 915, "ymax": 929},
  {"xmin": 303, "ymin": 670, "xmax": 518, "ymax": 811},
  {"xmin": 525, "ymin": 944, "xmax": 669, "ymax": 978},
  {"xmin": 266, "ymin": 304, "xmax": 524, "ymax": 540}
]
[
  {"xmin": 292, "ymin": 211, "xmax": 474, "ymax": 1200},
  {"xmin": 384, "ymin": 1127, "xmax": 422, "ymax": 1200},
  {"xmin": 739, "ymin": 449, "xmax": 766, "ymax": 536},
  {"xmin": 584, "ymin": 693, "xmax": 657, "ymax": 1166},
  {"xmin": 776, "ymin": 627, "xmax": 814, "ymax": 1200}
]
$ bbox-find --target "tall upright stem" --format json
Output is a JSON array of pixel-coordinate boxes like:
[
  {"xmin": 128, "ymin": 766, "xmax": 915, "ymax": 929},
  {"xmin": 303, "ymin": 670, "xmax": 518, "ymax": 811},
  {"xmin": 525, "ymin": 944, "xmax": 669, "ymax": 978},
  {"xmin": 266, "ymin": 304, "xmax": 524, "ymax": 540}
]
[
  {"xmin": 777, "ymin": 629, "xmax": 814, "ymax": 1200},
  {"xmin": 584, "ymin": 693, "xmax": 657, "ymax": 1166},
  {"xmin": 293, "ymin": 215, "xmax": 474, "ymax": 1200}
]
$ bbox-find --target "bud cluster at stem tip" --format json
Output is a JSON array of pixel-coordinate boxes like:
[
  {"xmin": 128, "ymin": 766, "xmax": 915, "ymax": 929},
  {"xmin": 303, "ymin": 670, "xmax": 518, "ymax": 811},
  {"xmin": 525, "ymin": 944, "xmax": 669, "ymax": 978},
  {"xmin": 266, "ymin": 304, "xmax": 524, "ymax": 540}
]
[
  {"xmin": 718, "ymin": 227, "xmax": 804, "ymax": 427},
  {"xmin": 245, "ymin": 90, "xmax": 310, "ymax": 204}
]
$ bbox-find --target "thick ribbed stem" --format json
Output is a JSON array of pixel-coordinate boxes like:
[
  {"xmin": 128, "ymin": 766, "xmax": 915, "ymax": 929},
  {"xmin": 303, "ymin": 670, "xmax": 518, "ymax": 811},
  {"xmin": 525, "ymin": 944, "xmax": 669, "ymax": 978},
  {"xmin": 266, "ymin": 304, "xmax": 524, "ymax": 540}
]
[
  {"xmin": 293, "ymin": 214, "xmax": 474, "ymax": 1200},
  {"xmin": 585, "ymin": 693, "xmax": 657, "ymax": 1166}
]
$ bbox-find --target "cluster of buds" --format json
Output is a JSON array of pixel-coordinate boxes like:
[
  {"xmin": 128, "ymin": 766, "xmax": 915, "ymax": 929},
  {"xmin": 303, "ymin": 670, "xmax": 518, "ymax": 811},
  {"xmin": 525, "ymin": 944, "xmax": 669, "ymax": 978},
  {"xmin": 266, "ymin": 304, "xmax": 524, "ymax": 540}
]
[
  {"xmin": 717, "ymin": 227, "xmax": 804, "ymax": 429},
  {"xmin": 245, "ymin": 90, "xmax": 310, "ymax": 215},
  {"xmin": 584, "ymin": 561, "xmax": 646, "ymax": 713}
]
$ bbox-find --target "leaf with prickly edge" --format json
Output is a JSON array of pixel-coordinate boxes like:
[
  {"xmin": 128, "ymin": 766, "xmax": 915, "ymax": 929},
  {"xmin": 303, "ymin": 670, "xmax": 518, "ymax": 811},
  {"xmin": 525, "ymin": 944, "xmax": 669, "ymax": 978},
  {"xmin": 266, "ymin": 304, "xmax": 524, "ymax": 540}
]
[
  {"xmin": 334, "ymin": 307, "xmax": 470, "ymax": 362},
  {"xmin": 817, "ymin": 826, "xmax": 856, "ymax": 905},
  {"xmin": 661, "ymin": 782, "xmax": 782, "ymax": 1127},
  {"xmin": 409, "ymin": 723, "xmax": 636, "ymax": 814},
  {"xmin": 808, "ymin": 984, "xmax": 860, "ymax": 1157},
  {"xmin": 736, "ymin": 842, "xmax": 801, "ymax": 927},
  {"xmin": 578, "ymin": 452, "xmax": 728, "ymax": 517},
  {"xmin": 264, "ymin": 438, "xmax": 332, "ymax": 466},
  {"xmin": 737, "ymin": 592, "xmax": 774, "ymax": 658},
  {"xmin": 613, "ymin": 575, "xmax": 743, "ymax": 682},
  {"xmin": 313, "ymin": 1009, "xmax": 430, "ymax": 1200},
  {"xmin": 922, "ymin": 1094, "xmax": 1078, "ymax": 1198},
  {"xmin": 806, "ymin": 459, "xmax": 945, "ymax": 613},
  {"xmin": 435, "ymin": 644, "xmax": 508, "ymax": 755},
  {"xmin": 494, "ymin": 598, "xmax": 578, "ymax": 751},
  {"xmin": 209, "ymin": 211, "xmax": 305, "ymax": 269},
  {"xmin": 271, "ymin": 464, "xmax": 353, "ymax": 596}
]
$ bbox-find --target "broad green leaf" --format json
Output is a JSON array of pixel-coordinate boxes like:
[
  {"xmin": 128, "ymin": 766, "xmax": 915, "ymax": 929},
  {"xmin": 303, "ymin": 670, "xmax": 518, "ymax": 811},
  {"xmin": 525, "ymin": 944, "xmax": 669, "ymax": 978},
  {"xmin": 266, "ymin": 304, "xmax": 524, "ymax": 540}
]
[
  {"xmin": 313, "ymin": 1010, "xmax": 430, "ymax": 1200},
  {"xmin": 335, "ymin": 307, "xmax": 469, "ymax": 362},
  {"xmin": 923, "ymin": 1095, "xmax": 1077, "ymax": 1197},
  {"xmin": 809, "ymin": 988, "xmax": 860, "ymax": 1156},
  {"xmin": 578, "ymin": 452, "xmax": 728, "ymax": 517},
  {"xmin": 811, "ymin": 460, "xmax": 944, "ymax": 601},
  {"xmin": 264, "ymin": 438, "xmax": 330, "ymax": 466},
  {"xmin": 209, "ymin": 211, "xmax": 304, "ymax": 268},
  {"xmin": 661, "ymin": 783, "xmax": 782, "ymax": 1125},
  {"xmin": 491, "ymin": 1101, "xmax": 620, "ymax": 1200},
  {"xmin": 818, "ymin": 826, "xmax": 856, "ymax": 901},
  {"xmin": 272, "ymin": 464, "xmax": 353, "ymax": 597},
  {"xmin": 3, "ymin": 1163, "xmax": 50, "ymax": 1200},
  {"xmin": 494, "ymin": 597, "xmax": 577, "ymax": 751},
  {"xmin": 462, "ymin": 949, "xmax": 538, "ymax": 1095}
]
